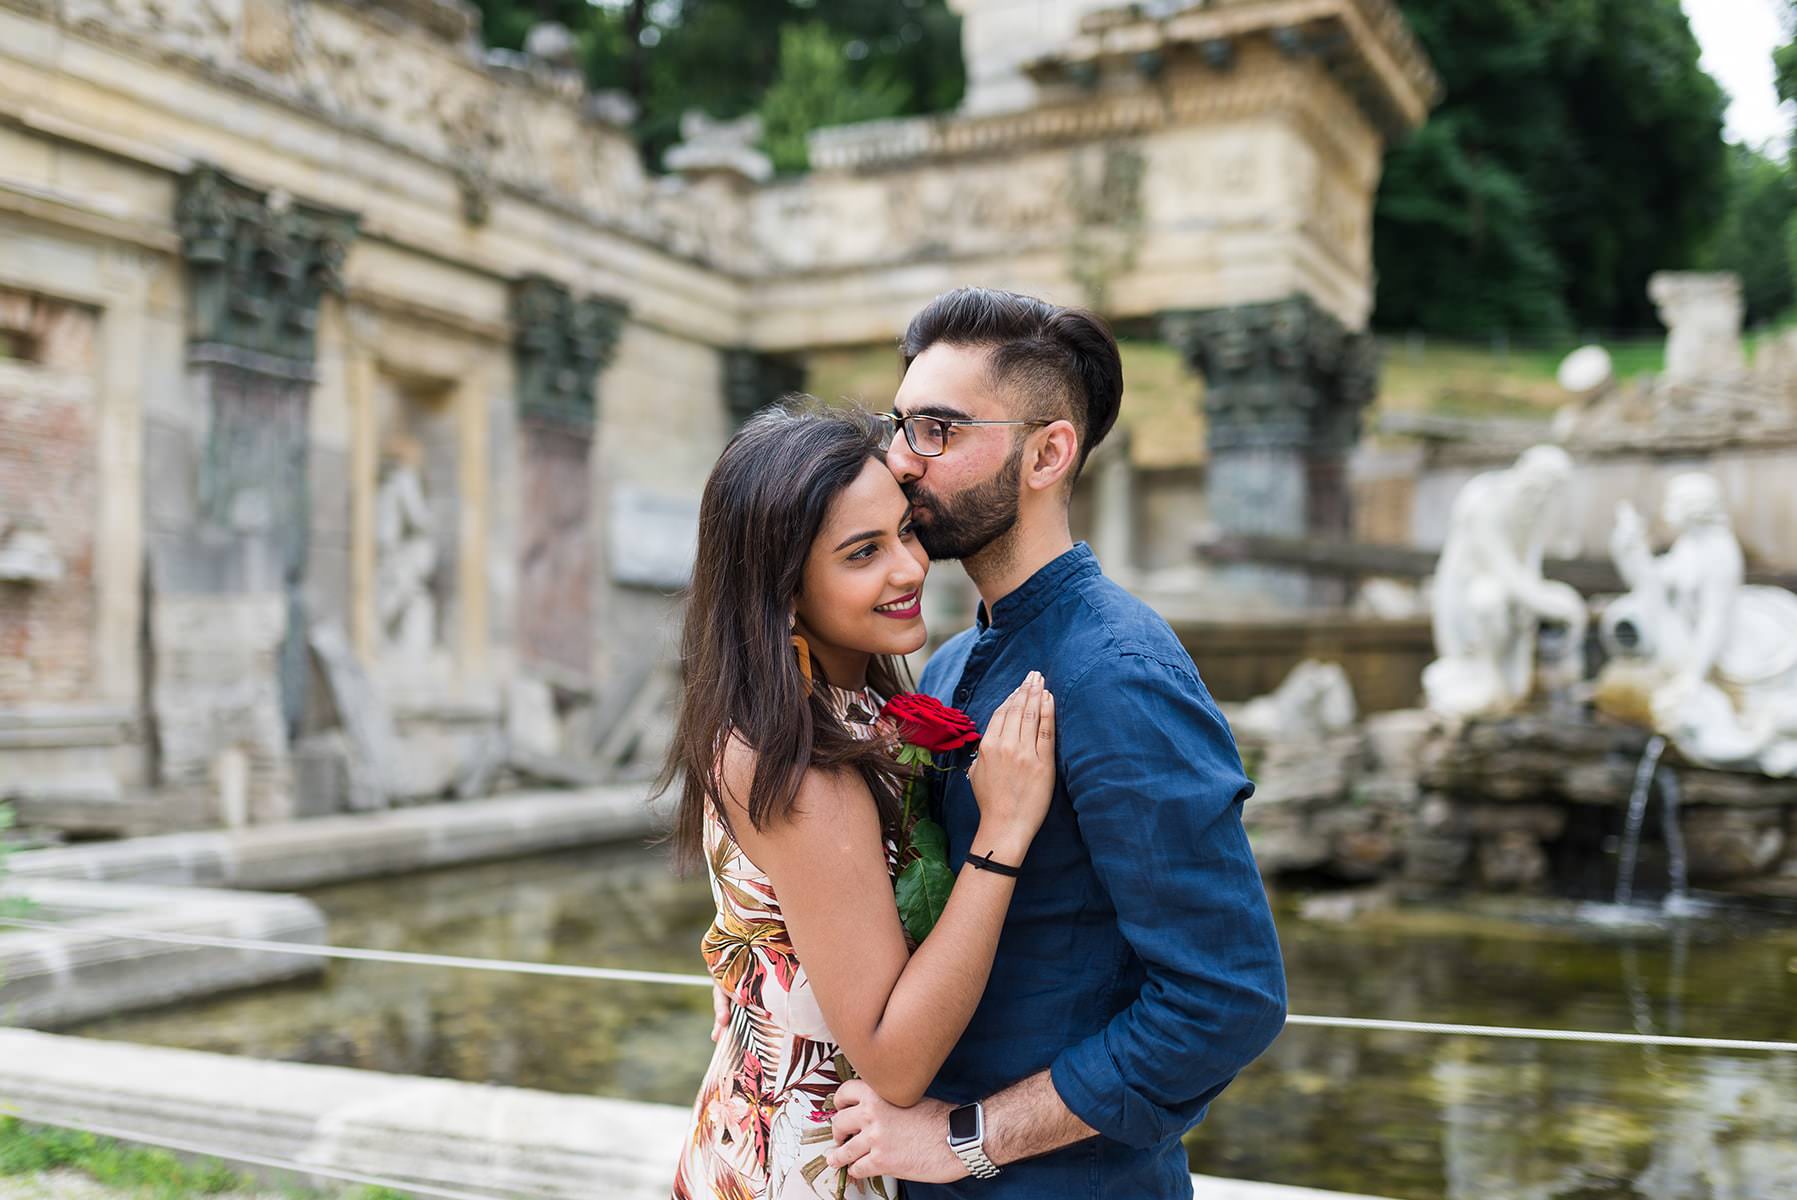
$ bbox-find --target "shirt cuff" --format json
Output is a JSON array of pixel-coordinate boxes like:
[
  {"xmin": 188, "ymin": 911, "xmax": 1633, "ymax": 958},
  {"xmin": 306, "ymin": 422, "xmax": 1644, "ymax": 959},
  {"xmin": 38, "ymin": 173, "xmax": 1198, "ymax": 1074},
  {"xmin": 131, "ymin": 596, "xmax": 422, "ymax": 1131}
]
[{"xmin": 1048, "ymin": 1030, "xmax": 1169, "ymax": 1150}]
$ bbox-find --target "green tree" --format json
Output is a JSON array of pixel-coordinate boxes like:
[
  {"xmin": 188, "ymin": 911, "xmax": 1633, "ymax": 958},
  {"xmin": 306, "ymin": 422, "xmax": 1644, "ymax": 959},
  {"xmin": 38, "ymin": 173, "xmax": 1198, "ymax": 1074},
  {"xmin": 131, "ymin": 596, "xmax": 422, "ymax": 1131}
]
[
  {"xmin": 469, "ymin": 0, "xmax": 963, "ymax": 172},
  {"xmin": 1777, "ymin": 1, "xmax": 1797, "ymax": 119},
  {"xmin": 760, "ymin": 23, "xmax": 910, "ymax": 173},
  {"xmin": 1702, "ymin": 145, "xmax": 1797, "ymax": 324},
  {"xmin": 1375, "ymin": 0, "xmax": 1728, "ymax": 337}
]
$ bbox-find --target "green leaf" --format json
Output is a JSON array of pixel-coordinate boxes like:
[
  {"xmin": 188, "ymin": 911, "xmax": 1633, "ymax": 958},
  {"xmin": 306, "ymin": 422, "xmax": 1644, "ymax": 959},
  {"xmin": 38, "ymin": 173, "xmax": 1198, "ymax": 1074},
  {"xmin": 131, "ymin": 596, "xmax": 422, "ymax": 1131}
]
[
  {"xmin": 908, "ymin": 817, "xmax": 947, "ymax": 861},
  {"xmin": 896, "ymin": 743, "xmax": 934, "ymax": 768},
  {"xmin": 894, "ymin": 854, "xmax": 953, "ymax": 944}
]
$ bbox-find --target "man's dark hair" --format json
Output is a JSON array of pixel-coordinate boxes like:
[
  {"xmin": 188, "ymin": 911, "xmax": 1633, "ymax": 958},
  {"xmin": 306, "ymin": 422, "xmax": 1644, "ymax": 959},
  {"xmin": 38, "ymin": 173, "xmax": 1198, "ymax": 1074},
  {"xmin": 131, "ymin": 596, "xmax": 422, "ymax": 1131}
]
[{"xmin": 899, "ymin": 287, "xmax": 1124, "ymax": 483}]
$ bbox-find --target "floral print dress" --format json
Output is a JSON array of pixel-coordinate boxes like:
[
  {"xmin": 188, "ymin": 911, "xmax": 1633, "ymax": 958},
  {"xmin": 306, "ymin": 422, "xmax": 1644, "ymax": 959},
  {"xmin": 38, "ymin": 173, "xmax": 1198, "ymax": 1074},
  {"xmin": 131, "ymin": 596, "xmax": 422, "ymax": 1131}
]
[{"xmin": 672, "ymin": 684, "xmax": 900, "ymax": 1200}]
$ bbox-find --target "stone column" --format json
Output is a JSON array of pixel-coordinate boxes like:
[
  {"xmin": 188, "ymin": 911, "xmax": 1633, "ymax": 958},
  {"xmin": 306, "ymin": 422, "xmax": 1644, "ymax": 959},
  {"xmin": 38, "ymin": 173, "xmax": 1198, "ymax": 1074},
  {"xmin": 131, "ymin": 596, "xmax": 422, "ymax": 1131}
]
[
  {"xmin": 510, "ymin": 275, "xmax": 626, "ymax": 681},
  {"xmin": 151, "ymin": 164, "xmax": 357, "ymax": 818},
  {"xmin": 1162, "ymin": 295, "xmax": 1377, "ymax": 608},
  {"xmin": 1088, "ymin": 427, "xmax": 1135, "ymax": 584}
]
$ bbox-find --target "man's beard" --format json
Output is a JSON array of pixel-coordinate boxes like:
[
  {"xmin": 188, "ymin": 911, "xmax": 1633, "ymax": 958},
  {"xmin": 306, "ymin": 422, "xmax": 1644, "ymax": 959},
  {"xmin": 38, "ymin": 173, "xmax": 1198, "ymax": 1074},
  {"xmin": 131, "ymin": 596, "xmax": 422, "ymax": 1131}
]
[{"xmin": 903, "ymin": 441, "xmax": 1023, "ymax": 562}]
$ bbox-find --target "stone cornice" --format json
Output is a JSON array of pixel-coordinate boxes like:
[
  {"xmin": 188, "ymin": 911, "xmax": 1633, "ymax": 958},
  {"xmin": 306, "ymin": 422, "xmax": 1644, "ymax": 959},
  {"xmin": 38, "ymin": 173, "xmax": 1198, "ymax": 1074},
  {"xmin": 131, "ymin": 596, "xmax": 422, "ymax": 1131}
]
[
  {"xmin": 809, "ymin": 42, "xmax": 1391, "ymax": 174},
  {"xmin": 335, "ymin": 0, "xmax": 477, "ymax": 44},
  {"xmin": 1035, "ymin": 0, "xmax": 1439, "ymax": 142}
]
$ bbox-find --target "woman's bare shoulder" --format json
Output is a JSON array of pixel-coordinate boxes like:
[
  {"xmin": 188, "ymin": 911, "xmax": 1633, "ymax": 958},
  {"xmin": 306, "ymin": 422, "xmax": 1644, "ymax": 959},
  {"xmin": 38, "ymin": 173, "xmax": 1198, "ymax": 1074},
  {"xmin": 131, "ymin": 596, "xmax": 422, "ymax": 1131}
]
[{"xmin": 716, "ymin": 731, "xmax": 871, "ymax": 835}]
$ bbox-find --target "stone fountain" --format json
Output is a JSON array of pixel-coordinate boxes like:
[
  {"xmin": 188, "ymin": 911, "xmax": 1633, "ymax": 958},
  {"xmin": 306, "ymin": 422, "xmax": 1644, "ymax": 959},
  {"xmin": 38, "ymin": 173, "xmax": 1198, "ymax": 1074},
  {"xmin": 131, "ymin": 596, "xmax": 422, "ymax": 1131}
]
[{"xmin": 1231, "ymin": 273, "xmax": 1797, "ymax": 900}]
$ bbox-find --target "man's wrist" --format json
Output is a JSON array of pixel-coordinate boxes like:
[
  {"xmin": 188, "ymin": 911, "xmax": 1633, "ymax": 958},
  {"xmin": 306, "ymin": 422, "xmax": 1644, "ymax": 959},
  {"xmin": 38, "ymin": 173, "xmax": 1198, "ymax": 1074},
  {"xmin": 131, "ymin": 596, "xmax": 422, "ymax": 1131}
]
[{"xmin": 946, "ymin": 1102, "xmax": 999, "ymax": 1179}]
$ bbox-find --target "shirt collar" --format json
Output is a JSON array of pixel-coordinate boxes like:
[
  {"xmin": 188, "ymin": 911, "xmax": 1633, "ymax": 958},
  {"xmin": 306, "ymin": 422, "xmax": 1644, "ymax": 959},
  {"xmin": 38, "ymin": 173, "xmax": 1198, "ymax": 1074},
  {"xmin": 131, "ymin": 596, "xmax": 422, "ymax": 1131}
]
[{"xmin": 975, "ymin": 542, "xmax": 1100, "ymax": 633}]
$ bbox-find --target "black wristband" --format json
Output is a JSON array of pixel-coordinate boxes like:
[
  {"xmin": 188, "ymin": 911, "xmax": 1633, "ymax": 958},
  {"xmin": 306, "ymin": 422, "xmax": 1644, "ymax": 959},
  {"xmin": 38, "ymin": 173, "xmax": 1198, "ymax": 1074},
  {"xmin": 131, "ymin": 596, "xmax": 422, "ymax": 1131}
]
[{"xmin": 969, "ymin": 850, "xmax": 1022, "ymax": 877}]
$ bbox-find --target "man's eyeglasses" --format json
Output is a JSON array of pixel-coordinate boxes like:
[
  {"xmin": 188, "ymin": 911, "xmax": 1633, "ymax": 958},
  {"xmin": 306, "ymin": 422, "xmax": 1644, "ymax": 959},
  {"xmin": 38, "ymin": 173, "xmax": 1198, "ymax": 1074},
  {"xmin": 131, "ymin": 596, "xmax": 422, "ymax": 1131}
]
[{"xmin": 875, "ymin": 412, "xmax": 1052, "ymax": 458}]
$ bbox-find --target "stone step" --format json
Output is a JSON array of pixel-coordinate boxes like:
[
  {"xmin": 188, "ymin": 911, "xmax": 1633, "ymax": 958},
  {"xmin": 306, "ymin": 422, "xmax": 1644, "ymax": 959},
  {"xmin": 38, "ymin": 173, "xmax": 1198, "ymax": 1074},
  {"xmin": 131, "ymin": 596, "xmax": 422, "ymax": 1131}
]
[{"xmin": 0, "ymin": 1030, "xmax": 1399, "ymax": 1200}]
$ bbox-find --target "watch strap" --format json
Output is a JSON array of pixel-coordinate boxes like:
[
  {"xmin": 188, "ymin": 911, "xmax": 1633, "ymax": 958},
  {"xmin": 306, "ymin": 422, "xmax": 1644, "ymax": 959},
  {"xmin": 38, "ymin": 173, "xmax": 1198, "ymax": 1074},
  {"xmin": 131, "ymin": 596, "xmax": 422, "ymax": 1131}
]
[
  {"xmin": 947, "ymin": 1103, "xmax": 1001, "ymax": 1180},
  {"xmin": 953, "ymin": 1139, "xmax": 1000, "ymax": 1180}
]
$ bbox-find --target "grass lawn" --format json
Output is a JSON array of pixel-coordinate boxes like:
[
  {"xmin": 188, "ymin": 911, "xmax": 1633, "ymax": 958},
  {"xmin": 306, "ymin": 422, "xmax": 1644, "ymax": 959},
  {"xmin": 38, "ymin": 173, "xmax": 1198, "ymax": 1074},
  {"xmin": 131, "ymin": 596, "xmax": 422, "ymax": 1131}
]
[{"xmin": 0, "ymin": 1119, "xmax": 414, "ymax": 1200}]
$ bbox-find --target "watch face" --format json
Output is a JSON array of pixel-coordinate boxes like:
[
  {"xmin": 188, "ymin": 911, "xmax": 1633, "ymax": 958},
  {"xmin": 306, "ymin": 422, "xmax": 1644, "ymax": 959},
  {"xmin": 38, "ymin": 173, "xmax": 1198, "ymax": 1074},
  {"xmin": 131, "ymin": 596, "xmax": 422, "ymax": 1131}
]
[{"xmin": 948, "ymin": 1103, "xmax": 981, "ymax": 1144}]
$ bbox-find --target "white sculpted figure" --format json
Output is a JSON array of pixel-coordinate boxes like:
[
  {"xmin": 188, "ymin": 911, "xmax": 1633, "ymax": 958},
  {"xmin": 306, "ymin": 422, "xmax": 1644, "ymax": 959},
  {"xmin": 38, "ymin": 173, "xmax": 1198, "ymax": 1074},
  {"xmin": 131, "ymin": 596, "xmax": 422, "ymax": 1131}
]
[
  {"xmin": 376, "ymin": 438, "xmax": 439, "ymax": 658},
  {"xmin": 1601, "ymin": 473, "xmax": 1797, "ymax": 776},
  {"xmin": 1648, "ymin": 272, "xmax": 1746, "ymax": 385},
  {"xmin": 1424, "ymin": 445, "xmax": 1588, "ymax": 718}
]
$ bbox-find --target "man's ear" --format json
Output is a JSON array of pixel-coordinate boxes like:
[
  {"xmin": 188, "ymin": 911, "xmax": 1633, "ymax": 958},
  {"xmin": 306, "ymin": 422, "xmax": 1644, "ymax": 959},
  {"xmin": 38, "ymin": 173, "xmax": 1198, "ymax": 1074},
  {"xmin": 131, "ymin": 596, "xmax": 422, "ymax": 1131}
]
[{"xmin": 1025, "ymin": 419, "xmax": 1080, "ymax": 493}]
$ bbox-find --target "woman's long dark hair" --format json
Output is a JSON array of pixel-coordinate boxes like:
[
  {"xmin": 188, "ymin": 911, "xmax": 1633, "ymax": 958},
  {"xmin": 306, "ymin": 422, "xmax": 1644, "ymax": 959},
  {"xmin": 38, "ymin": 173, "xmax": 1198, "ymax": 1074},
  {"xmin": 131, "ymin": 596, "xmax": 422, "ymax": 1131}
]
[{"xmin": 657, "ymin": 401, "xmax": 910, "ymax": 871}]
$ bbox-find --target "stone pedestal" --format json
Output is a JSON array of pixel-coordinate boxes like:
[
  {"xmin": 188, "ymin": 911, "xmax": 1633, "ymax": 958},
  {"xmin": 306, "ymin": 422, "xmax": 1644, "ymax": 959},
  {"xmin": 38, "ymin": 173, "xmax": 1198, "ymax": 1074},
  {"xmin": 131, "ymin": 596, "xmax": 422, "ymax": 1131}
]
[{"xmin": 1163, "ymin": 296, "xmax": 1377, "ymax": 608}]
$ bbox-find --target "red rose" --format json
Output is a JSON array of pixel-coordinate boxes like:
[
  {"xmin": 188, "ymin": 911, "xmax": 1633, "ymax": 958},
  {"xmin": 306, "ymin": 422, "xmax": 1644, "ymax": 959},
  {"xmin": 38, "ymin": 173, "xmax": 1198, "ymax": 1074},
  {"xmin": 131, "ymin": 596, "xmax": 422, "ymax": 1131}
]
[{"xmin": 879, "ymin": 692, "xmax": 980, "ymax": 752}]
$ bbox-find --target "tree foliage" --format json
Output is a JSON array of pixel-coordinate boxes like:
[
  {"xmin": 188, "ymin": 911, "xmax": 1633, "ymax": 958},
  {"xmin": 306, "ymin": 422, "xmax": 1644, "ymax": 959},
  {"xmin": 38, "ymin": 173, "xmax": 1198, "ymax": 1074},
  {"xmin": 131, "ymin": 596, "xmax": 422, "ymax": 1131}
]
[
  {"xmin": 1374, "ymin": 0, "xmax": 1728, "ymax": 337},
  {"xmin": 760, "ymin": 23, "xmax": 911, "ymax": 173},
  {"xmin": 1701, "ymin": 145, "xmax": 1797, "ymax": 325},
  {"xmin": 469, "ymin": 0, "xmax": 963, "ymax": 173}
]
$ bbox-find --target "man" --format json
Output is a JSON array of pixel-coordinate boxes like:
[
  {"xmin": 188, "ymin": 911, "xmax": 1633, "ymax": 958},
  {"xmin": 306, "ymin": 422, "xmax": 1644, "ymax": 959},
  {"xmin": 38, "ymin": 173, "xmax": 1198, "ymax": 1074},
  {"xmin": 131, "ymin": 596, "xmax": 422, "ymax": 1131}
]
[{"xmin": 826, "ymin": 286, "xmax": 1287, "ymax": 1197}]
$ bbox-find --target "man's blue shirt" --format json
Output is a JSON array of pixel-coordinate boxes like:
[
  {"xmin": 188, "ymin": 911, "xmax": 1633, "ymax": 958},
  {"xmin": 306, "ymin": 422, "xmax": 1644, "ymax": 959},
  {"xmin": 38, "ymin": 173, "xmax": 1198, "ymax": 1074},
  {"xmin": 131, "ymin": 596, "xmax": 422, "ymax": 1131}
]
[{"xmin": 910, "ymin": 543, "xmax": 1286, "ymax": 1199}]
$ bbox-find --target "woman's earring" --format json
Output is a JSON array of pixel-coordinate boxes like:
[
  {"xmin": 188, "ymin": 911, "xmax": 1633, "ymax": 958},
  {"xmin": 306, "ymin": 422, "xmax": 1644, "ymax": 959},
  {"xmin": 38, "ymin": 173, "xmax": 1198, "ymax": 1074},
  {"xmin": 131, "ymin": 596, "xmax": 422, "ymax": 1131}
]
[{"xmin": 790, "ymin": 614, "xmax": 813, "ymax": 692}]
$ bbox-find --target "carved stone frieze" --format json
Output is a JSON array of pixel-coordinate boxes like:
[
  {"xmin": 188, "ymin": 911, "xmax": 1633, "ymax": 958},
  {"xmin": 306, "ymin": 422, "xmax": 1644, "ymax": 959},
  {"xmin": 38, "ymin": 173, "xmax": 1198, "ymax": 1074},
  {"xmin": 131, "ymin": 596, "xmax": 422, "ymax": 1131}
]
[{"xmin": 510, "ymin": 276, "xmax": 627, "ymax": 429}]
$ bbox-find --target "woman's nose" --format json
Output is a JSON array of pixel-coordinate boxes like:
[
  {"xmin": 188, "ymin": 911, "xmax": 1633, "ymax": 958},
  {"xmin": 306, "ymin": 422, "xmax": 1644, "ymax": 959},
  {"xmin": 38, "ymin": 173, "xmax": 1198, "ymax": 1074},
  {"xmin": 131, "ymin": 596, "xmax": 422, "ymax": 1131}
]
[{"xmin": 893, "ymin": 549, "xmax": 926, "ymax": 587}]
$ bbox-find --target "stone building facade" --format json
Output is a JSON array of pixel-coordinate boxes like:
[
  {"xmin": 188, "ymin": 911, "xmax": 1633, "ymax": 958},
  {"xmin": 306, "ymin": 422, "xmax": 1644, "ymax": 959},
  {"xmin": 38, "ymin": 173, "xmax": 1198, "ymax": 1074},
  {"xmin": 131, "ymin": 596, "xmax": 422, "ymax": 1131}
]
[{"xmin": 0, "ymin": 0, "xmax": 1436, "ymax": 832}]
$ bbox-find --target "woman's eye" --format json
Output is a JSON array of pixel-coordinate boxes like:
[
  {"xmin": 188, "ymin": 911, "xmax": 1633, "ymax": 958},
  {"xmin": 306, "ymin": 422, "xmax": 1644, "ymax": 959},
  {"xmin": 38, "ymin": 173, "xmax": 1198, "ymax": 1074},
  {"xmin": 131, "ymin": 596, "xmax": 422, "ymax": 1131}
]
[
  {"xmin": 848, "ymin": 543, "xmax": 877, "ymax": 561},
  {"xmin": 899, "ymin": 523, "xmax": 916, "ymax": 540}
]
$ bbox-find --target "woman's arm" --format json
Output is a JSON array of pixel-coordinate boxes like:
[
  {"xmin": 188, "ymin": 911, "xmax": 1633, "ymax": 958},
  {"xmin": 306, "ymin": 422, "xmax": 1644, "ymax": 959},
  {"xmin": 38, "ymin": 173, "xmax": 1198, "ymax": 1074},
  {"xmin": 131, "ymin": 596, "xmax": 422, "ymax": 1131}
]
[{"xmin": 723, "ymin": 675, "xmax": 1054, "ymax": 1106}]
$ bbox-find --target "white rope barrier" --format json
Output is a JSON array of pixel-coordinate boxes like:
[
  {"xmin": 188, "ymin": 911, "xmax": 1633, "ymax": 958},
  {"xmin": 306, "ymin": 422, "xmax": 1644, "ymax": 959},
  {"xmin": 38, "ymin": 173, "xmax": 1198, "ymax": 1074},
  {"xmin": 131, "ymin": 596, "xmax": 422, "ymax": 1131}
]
[
  {"xmin": 1280, "ymin": 1014, "xmax": 1797, "ymax": 1054},
  {"xmin": 6, "ymin": 914, "xmax": 1797, "ymax": 1054},
  {"xmin": 0, "ymin": 915, "xmax": 709, "ymax": 988},
  {"xmin": 0, "ymin": 1105, "xmax": 514, "ymax": 1200}
]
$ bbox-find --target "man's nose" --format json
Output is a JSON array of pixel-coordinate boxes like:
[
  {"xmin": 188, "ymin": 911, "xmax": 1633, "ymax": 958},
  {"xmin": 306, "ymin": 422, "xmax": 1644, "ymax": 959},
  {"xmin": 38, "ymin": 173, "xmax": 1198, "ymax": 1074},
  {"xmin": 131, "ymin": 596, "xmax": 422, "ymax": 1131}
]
[{"xmin": 885, "ymin": 437, "xmax": 923, "ymax": 485}]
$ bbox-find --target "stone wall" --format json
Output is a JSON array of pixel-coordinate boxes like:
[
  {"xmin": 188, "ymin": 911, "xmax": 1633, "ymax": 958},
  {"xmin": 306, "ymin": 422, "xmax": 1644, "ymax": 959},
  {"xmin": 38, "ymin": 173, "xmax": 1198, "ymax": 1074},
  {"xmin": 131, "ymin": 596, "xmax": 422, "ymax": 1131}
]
[
  {"xmin": 0, "ymin": 289, "xmax": 100, "ymax": 705},
  {"xmin": 0, "ymin": 0, "xmax": 1437, "ymax": 829}
]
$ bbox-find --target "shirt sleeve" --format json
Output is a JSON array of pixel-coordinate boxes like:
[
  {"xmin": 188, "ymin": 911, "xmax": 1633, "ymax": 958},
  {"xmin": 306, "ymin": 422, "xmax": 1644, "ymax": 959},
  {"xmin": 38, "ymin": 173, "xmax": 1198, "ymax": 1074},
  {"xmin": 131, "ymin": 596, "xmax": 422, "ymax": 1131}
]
[{"xmin": 1046, "ymin": 651, "xmax": 1287, "ymax": 1148}]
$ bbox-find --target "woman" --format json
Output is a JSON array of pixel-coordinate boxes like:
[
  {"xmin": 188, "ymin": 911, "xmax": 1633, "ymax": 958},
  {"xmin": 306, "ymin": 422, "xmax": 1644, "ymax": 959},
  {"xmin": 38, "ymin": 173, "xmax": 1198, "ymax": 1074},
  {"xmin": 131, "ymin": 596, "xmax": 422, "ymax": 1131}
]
[{"xmin": 660, "ymin": 403, "xmax": 1055, "ymax": 1199}]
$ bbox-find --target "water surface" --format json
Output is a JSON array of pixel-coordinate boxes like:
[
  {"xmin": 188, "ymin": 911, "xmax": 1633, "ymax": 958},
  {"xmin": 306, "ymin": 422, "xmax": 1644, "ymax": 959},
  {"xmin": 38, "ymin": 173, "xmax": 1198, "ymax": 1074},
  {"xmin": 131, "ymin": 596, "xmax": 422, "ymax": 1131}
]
[{"xmin": 69, "ymin": 846, "xmax": 1797, "ymax": 1199}]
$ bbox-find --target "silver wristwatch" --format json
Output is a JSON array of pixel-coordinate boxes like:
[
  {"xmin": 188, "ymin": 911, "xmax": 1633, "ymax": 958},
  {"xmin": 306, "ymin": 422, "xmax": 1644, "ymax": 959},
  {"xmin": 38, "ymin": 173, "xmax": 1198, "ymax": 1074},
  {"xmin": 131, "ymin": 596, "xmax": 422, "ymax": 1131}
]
[{"xmin": 947, "ymin": 1101, "xmax": 1000, "ymax": 1180}]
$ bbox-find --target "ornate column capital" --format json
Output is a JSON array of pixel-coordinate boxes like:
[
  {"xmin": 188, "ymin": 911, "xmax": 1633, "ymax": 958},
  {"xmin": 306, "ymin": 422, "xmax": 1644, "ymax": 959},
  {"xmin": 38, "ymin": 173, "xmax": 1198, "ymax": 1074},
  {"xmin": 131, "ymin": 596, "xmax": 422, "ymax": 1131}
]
[
  {"xmin": 722, "ymin": 349, "xmax": 807, "ymax": 430},
  {"xmin": 176, "ymin": 164, "xmax": 359, "ymax": 373},
  {"xmin": 509, "ymin": 276, "xmax": 628, "ymax": 429},
  {"xmin": 1161, "ymin": 296, "xmax": 1377, "ymax": 453}
]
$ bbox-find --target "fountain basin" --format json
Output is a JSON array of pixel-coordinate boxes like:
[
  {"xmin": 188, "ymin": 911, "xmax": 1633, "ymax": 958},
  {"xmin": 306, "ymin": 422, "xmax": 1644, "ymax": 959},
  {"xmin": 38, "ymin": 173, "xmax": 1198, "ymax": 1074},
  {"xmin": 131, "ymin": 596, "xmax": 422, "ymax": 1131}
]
[{"xmin": 0, "ymin": 880, "xmax": 324, "ymax": 1027}]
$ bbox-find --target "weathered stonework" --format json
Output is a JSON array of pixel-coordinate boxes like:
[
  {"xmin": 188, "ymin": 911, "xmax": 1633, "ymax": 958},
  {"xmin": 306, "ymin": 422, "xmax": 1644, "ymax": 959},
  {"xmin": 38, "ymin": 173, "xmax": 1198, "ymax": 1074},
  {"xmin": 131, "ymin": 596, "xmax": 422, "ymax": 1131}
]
[
  {"xmin": 508, "ymin": 276, "xmax": 626, "ymax": 681},
  {"xmin": 722, "ymin": 349, "xmax": 808, "ymax": 430},
  {"xmin": 0, "ymin": 0, "xmax": 1436, "ymax": 829},
  {"xmin": 1163, "ymin": 296, "xmax": 1379, "ymax": 605},
  {"xmin": 0, "ymin": 291, "xmax": 100, "ymax": 707}
]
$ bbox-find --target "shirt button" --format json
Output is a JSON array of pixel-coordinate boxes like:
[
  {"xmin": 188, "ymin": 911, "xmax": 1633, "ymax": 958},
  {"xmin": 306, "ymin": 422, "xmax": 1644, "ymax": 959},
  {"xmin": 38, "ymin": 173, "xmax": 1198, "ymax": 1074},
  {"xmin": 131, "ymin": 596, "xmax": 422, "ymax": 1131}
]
[{"xmin": 955, "ymin": 688, "xmax": 971, "ymax": 705}]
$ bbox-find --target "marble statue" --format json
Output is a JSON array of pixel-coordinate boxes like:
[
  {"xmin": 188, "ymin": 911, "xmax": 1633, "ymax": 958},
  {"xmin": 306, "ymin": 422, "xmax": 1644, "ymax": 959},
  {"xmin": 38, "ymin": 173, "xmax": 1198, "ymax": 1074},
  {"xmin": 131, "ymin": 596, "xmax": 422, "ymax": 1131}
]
[
  {"xmin": 1648, "ymin": 272, "xmax": 1746, "ymax": 385},
  {"xmin": 1423, "ymin": 445, "xmax": 1588, "ymax": 719},
  {"xmin": 375, "ymin": 438, "xmax": 439, "ymax": 658},
  {"xmin": 1234, "ymin": 660, "xmax": 1357, "ymax": 743},
  {"xmin": 1599, "ymin": 473, "xmax": 1797, "ymax": 776}
]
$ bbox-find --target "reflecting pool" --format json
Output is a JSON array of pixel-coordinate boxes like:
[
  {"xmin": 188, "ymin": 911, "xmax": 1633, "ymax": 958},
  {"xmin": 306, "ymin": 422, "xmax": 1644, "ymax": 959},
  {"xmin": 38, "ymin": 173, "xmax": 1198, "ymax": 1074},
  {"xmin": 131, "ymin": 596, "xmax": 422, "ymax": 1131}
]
[{"xmin": 68, "ymin": 846, "xmax": 1797, "ymax": 1199}]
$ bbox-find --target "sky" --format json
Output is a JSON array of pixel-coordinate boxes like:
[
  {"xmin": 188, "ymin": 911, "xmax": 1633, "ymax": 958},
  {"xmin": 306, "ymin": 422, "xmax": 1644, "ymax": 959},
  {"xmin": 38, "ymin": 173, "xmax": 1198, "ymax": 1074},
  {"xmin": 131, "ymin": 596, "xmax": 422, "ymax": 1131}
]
[{"xmin": 1686, "ymin": 0, "xmax": 1789, "ymax": 148}]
